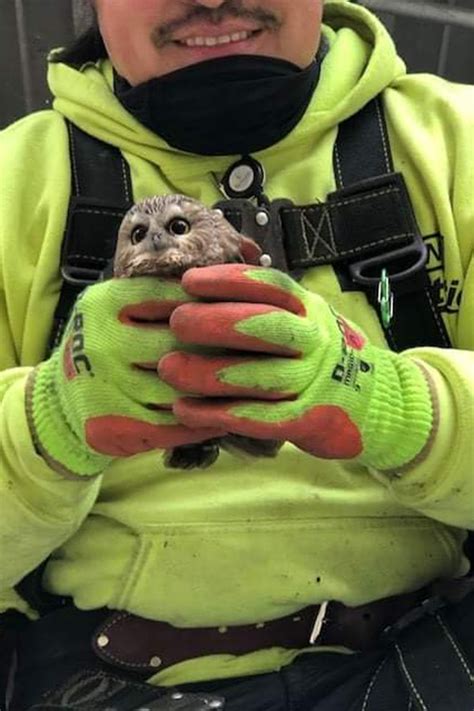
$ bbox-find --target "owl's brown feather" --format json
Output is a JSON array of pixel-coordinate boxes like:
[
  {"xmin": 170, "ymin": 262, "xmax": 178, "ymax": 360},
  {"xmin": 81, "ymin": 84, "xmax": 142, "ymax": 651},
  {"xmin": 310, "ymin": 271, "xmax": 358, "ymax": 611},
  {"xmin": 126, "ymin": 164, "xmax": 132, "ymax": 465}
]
[{"xmin": 113, "ymin": 194, "xmax": 282, "ymax": 469}]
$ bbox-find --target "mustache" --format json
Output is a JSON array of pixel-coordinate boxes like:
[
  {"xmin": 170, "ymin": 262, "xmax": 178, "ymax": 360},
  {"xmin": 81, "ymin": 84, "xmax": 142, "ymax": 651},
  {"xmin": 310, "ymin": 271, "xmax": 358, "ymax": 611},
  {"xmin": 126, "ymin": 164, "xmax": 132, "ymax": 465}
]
[{"xmin": 151, "ymin": 1, "xmax": 280, "ymax": 47}]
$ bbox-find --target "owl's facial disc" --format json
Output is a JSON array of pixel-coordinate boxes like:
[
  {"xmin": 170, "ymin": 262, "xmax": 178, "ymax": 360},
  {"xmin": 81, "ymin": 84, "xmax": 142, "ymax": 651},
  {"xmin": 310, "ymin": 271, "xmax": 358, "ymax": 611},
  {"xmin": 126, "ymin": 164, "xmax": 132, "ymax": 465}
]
[{"xmin": 128, "ymin": 210, "xmax": 194, "ymax": 254}]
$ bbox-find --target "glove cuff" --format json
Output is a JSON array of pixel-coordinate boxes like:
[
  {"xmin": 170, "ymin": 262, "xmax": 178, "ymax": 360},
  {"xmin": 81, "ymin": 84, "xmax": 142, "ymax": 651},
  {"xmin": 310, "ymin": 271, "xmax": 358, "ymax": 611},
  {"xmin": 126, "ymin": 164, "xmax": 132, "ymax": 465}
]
[
  {"xmin": 26, "ymin": 359, "xmax": 110, "ymax": 478},
  {"xmin": 360, "ymin": 350, "xmax": 434, "ymax": 471}
]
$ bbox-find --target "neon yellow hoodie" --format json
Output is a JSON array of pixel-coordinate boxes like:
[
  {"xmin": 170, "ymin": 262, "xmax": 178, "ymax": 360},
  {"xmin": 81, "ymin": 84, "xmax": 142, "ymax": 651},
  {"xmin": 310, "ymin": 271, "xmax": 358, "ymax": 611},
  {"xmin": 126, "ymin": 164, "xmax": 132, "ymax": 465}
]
[{"xmin": 0, "ymin": 1, "xmax": 473, "ymax": 685}]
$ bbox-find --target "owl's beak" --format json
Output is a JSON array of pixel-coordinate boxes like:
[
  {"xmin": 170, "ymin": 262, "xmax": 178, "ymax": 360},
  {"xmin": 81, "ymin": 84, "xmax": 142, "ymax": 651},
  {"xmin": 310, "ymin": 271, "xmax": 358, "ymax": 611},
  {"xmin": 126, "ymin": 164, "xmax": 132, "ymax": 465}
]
[{"xmin": 151, "ymin": 233, "xmax": 163, "ymax": 250}]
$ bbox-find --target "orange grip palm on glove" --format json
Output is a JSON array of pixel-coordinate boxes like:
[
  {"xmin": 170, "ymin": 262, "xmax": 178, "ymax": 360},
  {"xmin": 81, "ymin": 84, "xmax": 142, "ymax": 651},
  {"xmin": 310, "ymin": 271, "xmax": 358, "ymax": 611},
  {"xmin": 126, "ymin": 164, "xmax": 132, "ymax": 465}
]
[
  {"xmin": 26, "ymin": 277, "xmax": 223, "ymax": 477},
  {"xmin": 159, "ymin": 265, "xmax": 435, "ymax": 471}
]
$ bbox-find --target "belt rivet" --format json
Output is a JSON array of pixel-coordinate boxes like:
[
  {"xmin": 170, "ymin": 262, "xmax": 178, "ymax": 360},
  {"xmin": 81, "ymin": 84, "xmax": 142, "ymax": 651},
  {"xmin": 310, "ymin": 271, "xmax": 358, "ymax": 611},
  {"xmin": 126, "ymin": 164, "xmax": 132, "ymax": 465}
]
[
  {"xmin": 208, "ymin": 701, "xmax": 224, "ymax": 709},
  {"xmin": 150, "ymin": 655, "xmax": 162, "ymax": 668},
  {"xmin": 218, "ymin": 626, "xmax": 228, "ymax": 634},
  {"xmin": 171, "ymin": 692, "xmax": 184, "ymax": 700},
  {"xmin": 256, "ymin": 210, "xmax": 270, "ymax": 227},
  {"xmin": 256, "ymin": 622, "xmax": 265, "ymax": 629},
  {"xmin": 293, "ymin": 616, "xmax": 302, "ymax": 623},
  {"xmin": 97, "ymin": 634, "xmax": 109, "ymax": 648}
]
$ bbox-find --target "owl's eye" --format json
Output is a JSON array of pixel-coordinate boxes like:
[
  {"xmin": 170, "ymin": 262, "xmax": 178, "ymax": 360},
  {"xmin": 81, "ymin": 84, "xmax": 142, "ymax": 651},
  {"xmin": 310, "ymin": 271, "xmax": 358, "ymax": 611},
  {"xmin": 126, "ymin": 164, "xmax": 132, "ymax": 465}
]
[
  {"xmin": 131, "ymin": 225, "xmax": 148, "ymax": 245},
  {"xmin": 167, "ymin": 218, "xmax": 191, "ymax": 236}
]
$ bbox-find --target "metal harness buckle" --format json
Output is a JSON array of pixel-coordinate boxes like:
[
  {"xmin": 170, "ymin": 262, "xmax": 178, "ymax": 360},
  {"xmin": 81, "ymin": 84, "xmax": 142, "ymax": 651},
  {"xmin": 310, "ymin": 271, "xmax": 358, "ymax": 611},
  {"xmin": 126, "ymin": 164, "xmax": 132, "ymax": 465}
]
[{"xmin": 349, "ymin": 231, "xmax": 428, "ymax": 288}]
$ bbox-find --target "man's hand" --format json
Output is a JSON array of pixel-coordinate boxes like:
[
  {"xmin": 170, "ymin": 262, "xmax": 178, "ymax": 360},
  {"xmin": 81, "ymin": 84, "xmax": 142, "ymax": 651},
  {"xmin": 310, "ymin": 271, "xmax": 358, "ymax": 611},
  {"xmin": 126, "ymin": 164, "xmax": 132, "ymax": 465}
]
[
  {"xmin": 159, "ymin": 265, "xmax": 434, "ymax": 471},
  {"xmin": 26, "ymin": 277, "xmax": 224, "ymax": 477}
]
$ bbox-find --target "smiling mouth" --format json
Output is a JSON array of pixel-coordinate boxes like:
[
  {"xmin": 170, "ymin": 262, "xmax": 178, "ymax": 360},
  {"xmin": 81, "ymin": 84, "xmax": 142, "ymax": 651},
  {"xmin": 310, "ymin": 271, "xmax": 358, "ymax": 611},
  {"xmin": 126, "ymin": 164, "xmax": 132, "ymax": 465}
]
[{"xmin": 174, "ymin": 29, "xmax": 263, "ymax": 48}]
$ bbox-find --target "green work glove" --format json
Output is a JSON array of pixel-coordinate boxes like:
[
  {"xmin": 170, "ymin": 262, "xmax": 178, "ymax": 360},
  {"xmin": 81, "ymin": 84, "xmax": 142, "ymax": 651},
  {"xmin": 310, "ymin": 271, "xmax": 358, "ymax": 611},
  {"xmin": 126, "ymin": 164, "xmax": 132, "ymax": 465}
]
[
  {"xmin": 159, "ymin": 265, "xmax": 434, "ymax": 471},
  {"xmin": 26, "ymin": 277, "xmax": 224, "ymax": 477}
]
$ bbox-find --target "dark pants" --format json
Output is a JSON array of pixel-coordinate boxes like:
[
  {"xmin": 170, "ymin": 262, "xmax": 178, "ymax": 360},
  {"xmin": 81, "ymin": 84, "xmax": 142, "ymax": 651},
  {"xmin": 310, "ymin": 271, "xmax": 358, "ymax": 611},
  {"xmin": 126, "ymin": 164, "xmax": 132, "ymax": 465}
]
[{"xmin": 8, "ymin": 592, "xmax": 474, "ymax": 711}]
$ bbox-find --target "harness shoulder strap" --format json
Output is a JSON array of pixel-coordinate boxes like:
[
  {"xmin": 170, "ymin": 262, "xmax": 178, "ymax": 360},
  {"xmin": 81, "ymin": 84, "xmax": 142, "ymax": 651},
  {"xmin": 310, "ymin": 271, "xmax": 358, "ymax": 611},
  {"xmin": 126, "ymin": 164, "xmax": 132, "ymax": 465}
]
[
  {"xmin": 332, "ymin": 97, "xmax": 451, "ymax": 352},
  {"xmin": 47, "ymin": 122, "xmax": 132, "ymax": 354}
]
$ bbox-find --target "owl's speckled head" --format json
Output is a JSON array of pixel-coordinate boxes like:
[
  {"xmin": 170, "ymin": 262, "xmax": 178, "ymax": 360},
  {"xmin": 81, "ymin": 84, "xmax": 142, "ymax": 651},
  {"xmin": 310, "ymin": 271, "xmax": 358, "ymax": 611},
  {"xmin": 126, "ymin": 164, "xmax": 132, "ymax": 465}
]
[{"xmin": 113, "ymin": 194, "xmax": 261, "ymax": 278}]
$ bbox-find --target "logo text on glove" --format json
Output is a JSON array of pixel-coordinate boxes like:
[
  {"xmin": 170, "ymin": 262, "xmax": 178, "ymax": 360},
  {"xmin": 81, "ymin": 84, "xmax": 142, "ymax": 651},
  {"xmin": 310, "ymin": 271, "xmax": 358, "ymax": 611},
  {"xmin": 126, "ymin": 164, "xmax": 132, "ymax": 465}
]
[
  {"xmin": 63, "ymin": 312, "xmax": 94, "ymax": 380},
  {"xmin": 332, "ymin": 314, "xmax": 371, "ymax": 391}
]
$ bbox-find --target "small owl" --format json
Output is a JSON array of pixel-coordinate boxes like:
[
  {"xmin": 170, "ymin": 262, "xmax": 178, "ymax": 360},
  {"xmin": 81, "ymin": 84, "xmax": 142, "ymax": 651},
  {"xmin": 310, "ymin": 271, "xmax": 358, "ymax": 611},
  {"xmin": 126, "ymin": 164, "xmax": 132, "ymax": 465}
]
[
  {"xmin": 113, "ymin": 194, "xmax": 282, "ymax": 469},
  {"xmin": 114, "ymin": 194, "xmax": 262, "ymax": 278}
]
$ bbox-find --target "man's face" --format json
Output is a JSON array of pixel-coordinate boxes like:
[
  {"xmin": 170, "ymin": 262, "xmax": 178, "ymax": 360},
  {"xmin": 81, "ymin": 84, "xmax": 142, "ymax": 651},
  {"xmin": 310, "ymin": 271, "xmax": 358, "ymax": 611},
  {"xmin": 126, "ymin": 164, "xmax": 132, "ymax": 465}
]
[{"xmin": 94, "ymin": 0, "xmax": 324, "ymax": 85}]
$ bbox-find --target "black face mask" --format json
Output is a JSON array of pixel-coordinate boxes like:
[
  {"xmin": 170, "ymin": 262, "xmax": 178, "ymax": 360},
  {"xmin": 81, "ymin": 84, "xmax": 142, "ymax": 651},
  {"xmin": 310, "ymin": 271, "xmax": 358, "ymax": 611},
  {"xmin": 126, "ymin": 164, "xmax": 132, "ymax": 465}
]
[{"xmin": 114, "ymin": 53, "xmax": 322, "ymax": 156}]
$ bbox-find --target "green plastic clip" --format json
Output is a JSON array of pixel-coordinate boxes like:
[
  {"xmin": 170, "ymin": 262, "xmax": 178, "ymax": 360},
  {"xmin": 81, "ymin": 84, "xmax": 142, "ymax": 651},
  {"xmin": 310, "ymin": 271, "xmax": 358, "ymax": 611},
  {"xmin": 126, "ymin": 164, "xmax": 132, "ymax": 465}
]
[{"xmin": 378, "ymin": 269, "xmax": 394, "ymax": 329}]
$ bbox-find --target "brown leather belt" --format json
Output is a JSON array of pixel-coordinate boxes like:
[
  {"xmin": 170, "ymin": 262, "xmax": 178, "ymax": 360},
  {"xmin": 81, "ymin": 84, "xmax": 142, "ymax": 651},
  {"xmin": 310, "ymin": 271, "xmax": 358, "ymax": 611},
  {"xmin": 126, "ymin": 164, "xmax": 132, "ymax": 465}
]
[{"xmin": 92, "ymin": 585, "xmax": 439, "ymax": 674}]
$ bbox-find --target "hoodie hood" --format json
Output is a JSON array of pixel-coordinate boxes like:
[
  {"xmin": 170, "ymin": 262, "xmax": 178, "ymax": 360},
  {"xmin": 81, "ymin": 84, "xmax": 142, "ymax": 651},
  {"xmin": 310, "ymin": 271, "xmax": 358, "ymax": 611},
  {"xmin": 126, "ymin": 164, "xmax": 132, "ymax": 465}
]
[{"xmin": 48, "ymin": 1, "xmax": 406, "ymax": 176}]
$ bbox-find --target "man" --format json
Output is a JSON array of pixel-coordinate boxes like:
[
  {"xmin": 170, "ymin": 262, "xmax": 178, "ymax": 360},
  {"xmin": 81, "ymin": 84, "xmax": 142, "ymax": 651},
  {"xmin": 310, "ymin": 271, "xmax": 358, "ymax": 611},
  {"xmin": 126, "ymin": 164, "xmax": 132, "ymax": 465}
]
[{"xmin": 0, "ymin": 0, "xmax": 473, "ymax": 709}]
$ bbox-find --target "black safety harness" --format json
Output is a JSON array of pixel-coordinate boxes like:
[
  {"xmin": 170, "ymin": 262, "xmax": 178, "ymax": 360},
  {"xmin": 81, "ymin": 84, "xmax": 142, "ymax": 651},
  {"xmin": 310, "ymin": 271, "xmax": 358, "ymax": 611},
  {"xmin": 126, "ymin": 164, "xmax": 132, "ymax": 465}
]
[{"xmin": 49, "ymin": 96, "xmax": 451, "ymax": 356}]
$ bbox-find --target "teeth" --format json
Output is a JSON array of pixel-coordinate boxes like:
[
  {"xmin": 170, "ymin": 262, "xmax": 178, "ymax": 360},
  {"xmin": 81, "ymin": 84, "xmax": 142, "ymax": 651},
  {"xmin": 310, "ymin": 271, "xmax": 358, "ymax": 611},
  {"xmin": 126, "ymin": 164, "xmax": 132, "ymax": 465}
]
[{"xmin": 181, "ymin": 30, "xmax": 253, "ymax": 48}]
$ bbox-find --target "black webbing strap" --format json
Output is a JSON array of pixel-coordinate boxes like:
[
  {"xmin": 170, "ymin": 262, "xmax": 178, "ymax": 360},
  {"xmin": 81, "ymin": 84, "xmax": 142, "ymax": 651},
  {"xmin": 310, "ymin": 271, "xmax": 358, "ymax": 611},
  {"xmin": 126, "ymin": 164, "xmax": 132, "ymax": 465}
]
[
  {"xmin": 278, "ymin": 172, "xmax": 420, "ymax": 269},
  {"xmin": 331, "ymin": 97, "xmax": 451, "ymax": 351},
  {"xmin": 47, "ymin": 122, "xmax": 132, "ymax": 354},
  {"xmin": 334, "ymin": 95, "xmax": 393, "ymax": 186}
]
